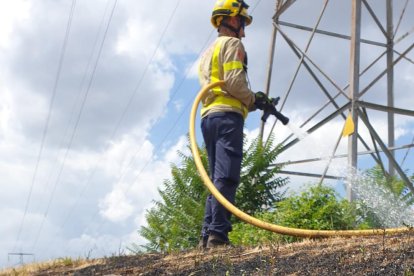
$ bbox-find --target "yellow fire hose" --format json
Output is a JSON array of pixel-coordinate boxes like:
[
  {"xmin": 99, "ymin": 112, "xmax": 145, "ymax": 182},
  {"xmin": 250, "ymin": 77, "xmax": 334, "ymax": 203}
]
[{"xmin": 189, "ymin": 81, "xmax": 412, "ymax": 238}]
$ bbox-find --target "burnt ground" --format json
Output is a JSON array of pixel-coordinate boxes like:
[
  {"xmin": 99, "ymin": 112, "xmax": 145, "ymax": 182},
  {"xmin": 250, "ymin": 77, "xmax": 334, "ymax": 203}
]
[{"xmin": 2, "ymin": 232, "xmax": 414, "ymax": 275}]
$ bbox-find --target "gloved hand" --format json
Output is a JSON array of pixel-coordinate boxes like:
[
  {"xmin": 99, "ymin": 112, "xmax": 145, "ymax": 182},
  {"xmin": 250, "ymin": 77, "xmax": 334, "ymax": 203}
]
[
  {"xmin": 254, "ymin": 91, "xmax": 280, "ymax": 110},
  {"xmin": 254, "ymin": 91, "xmax": 271, "ymax": 110}
]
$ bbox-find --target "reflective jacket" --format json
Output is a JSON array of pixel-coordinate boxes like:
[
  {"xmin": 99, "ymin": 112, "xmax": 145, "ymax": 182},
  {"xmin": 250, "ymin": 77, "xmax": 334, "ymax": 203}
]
[{"xmin": 198, "ymin": 36, "xmax": 255, "ymax": 119}]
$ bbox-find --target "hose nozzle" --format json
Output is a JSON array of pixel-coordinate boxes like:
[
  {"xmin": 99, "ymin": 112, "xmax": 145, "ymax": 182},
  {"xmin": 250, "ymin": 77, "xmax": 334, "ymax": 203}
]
[
  {"xmin": 273, "ymin": 110, "xmax": 290, "ymax": 125},
  {"xmin": 261, "ymin": 97, "xmax": 289, "ymax": 125}
]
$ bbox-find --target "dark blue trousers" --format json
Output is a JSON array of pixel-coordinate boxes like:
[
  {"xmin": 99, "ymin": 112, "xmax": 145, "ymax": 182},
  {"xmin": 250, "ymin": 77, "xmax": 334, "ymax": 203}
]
[{"xmin": 200, "ymin": 112, "xmax": 244, "ymax": 240}]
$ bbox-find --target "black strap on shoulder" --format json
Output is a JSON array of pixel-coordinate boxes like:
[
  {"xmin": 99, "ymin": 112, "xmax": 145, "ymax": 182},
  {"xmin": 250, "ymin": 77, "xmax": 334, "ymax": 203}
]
[{"xmin": 243, "ymin": 52, "xmax": 248, "ymax": 72}]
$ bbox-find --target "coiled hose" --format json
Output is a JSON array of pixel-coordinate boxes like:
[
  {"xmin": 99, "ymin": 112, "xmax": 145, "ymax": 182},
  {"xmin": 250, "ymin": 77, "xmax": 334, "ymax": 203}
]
[{"xmin": 189, "ymin": 81, "xmax": 412, "ymax": 238}]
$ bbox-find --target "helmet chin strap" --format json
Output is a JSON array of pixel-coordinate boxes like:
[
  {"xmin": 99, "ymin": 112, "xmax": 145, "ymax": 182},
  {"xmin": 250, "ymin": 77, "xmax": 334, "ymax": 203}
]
[{"xmin": 219, "ymin": 22, "xmax": 243, "ymax": 38}]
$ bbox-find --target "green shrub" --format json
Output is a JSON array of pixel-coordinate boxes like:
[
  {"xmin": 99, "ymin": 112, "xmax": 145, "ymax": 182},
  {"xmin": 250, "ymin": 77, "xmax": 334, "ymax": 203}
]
[
  {"xmin": 230, "ymin": 184, "xmax": 358, "ymax": 245},
  {"xmin": 274, "ymin": 184, "xmax": 357, "ymax": 230},
  {"xmin": 230, "ymin": 212, "xmax": 285, "ymax": 246}
]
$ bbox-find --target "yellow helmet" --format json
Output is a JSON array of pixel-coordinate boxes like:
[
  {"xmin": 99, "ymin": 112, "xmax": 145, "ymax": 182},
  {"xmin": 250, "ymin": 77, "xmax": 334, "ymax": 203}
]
[{"xmin": 211, "ymin": 0, "xmax": 253, "ymax": 28}]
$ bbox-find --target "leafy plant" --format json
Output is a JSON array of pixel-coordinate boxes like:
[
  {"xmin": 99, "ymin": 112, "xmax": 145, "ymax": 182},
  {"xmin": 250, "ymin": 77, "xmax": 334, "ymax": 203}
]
[
  {"xmin": 58, "ymin": 257, "xmax": 74, "ymax": 266},
  {"xmin": 237, "ymin": 135, "xmax": 288, "ymax": 214},
  {"xmin": 138, "ymin": 137, "xmax": 208, "ymax": 252},
  {"xmin": 230, "ymin": 184, "xmax": 358, "ymax": 245},
  {"xmin": 274, "ymin": 184, "xmax": 356, "ymax": 231},
  {"xmin": 230, "ymin": 212, "xmax": 284, "ymax": 246}
]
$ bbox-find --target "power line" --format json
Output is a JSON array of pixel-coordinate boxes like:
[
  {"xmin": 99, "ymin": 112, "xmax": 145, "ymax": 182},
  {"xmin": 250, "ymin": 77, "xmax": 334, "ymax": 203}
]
[
  {"xmin": 37, "ymin": 0, "xmax": 113, "ymax": 195},
  {"xmin": 33, "ymin": 0, "xmax": 114, "ymax": 238},
  {"xmin": 30, "ymin": 0, "xmax": 118, "ymax": 252},
  {"xmin": 13, "ymin": 0, "xmax": 77, "ymax": 253},
  {"xmin": 251, "ymin": 0, "xmax": 263, "ymax": 12},
  {"xmin": 393, "ymin": 0, "xmax": 411, "ymax": 39},
  {"xmin": 42, "ymin": 0, "xmax": 182, "ymax": 257},
  {"xmin": 73, "ymin": 0, "xmax": 181, "ymax": 212}
]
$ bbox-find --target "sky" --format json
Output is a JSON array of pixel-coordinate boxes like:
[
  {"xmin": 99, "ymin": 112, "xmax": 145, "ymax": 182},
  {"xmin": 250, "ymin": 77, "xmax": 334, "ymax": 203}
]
[{"xmin": 0, "ymin": 0, "xmax": 413, "ymax": 268}]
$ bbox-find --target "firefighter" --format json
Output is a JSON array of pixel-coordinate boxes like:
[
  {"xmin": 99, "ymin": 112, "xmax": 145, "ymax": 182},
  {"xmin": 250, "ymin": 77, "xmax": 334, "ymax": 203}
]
[{"xmin": 198, "ymin": 0, "xmax": 271, "ymax": 248}]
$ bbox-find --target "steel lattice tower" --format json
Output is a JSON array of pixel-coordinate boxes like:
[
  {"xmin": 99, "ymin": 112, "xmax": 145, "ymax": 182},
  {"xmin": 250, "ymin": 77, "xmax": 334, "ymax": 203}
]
[{"xmin": 261, "ymin": 0, "xmax": 414, "ymax": 200}]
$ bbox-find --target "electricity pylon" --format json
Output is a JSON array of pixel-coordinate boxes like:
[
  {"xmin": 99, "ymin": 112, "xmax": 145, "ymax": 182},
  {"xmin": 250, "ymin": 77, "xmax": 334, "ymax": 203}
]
[{"xmin": 262, "ymin": 0, "xmax": 414, "ymax": 201}]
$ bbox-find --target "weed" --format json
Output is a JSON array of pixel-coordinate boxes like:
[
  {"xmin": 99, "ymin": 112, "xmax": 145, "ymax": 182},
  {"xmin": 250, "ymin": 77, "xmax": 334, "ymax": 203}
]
[
  {"xmin": 192, "ymin": 252, "xmax": 201, "ymax": 267},
  {"xmin": 211, "ymin": 254, "xmax": 220, "ymax": 274},
  {"xmin": 268, "ymin": 242, "xmax": 280, "ymax": 273},
  {"xmin": 404, "ymin": 268, "xmax": 414, "ymax": 276},
  {"xmin": 58, "ymin": 257, "xmax": 74, "ymax": 266},
  {"xmin": 223, "ymin": 254, "xmax": 233, "ymax": 275}
]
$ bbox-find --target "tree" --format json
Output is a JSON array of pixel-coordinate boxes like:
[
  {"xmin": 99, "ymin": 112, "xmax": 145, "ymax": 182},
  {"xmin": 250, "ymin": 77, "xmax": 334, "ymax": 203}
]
[
  {"xmin": 139, "ymin": 138, "xmax": 208, "ymax": 252},
  {"xmin": 137, "ymin": 134, "xmax": 287, "ymax": 252},
  {"xmin": 237, "ymin": 135, "xmax": 288, "ymax": 214}
]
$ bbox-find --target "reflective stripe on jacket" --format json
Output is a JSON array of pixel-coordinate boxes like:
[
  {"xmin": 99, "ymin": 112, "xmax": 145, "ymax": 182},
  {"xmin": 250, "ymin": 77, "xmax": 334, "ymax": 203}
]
[{"xmin": 198, "ymin": 36, "xmax": 255, "ymax": 119}]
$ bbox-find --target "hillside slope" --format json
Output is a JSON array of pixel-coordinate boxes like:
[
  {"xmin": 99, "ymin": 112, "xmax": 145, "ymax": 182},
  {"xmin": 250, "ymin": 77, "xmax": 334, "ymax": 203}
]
[{"xmin": 2, "ymin": 232, "xmax": 413, "ymax": 275}]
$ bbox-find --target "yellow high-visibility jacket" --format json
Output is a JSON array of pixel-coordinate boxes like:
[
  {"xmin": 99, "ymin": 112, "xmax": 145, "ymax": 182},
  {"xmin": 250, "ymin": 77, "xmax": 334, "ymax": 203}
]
[{"xmin": 198, "ymin": 36, "xmax": 255, "ymax": 119}]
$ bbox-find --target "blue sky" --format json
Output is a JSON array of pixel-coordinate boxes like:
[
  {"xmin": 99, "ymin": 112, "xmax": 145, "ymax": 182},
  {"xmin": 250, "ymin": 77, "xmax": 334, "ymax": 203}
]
[{"xmin": 0, "ymin": 0, "xmax": 413, "ymax": 269}]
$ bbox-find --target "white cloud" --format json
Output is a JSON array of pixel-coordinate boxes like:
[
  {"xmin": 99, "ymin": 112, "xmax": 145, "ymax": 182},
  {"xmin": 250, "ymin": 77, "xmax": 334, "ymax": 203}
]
[
  {"xmin": 100, "ymin": 189, "xmax": 134, "ymax": 222},
  {"xmin": 115, "ymin": 17, "xmax": 174, "ymax": 73},
  {"xmin": 0, "ymin": 89, "xmax": 13, "ymax": 140},
  {"xmin": 186, "ymin": 57, "xmax": 201, "ymax": 79},
  {"xmin": 0, "ymin": 0, "xmax": 30, "ymax": 49},
  {"xmin": 163, "ymin": 135, "xmax": 188, "ymax": 164},
  {"xmin": 172, "ymin": 99, "xmax": 184, "ymax": 112},
  {"xmin": 93, "ymin": 133, "xmax": 187, "ymax": 226}
]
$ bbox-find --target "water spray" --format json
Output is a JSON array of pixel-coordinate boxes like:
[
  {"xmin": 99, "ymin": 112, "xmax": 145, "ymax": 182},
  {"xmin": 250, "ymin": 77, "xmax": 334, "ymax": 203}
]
[{"xmin": 190, "ymin": 81, "xmax": 412, "ymax": 238}]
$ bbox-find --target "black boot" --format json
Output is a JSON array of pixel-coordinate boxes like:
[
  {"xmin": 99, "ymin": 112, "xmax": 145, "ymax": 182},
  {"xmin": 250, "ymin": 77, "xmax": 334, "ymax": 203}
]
[
  {"xmin": 206, "ymin": 232, "xmax": 230, "ymax": 248},
  {"xmin": 197, "ymin": 236, "xmax": 208, "ymax": 249}
]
